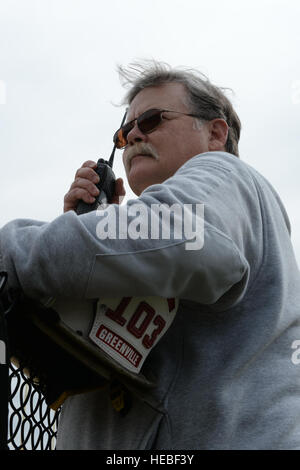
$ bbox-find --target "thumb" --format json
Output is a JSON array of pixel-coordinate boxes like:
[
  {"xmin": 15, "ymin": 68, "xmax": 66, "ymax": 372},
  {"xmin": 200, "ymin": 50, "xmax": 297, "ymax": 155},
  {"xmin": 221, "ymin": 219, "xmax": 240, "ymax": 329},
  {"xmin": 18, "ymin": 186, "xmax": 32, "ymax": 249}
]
[{"xmin": 111, "ymin": 178, "xmax": 126, "ymax": 205}]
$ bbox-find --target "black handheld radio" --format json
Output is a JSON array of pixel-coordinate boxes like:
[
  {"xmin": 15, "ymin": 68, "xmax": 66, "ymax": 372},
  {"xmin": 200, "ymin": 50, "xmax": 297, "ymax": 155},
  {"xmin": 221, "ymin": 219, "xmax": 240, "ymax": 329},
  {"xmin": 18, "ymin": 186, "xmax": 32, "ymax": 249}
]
[{"xmin": 76, "ymin": 111, "xmax": 127, "ymax": 215}]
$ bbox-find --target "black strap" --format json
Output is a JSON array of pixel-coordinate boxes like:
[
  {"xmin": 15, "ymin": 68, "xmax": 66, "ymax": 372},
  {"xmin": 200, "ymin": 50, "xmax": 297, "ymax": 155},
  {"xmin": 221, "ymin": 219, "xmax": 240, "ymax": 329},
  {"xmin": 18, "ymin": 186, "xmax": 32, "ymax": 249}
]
[{"xmin": 0, "ymin": 272, "xmax": 9, "ymax": 450}]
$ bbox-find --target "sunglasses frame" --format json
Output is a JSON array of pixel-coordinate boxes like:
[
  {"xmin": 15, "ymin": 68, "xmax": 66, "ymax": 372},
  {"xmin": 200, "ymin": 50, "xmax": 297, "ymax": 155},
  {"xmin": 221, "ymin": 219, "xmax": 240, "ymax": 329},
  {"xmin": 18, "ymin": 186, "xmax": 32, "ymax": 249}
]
[{"xmin": 113, "ymin": 108, "xmax": 202, "ymax": 149}]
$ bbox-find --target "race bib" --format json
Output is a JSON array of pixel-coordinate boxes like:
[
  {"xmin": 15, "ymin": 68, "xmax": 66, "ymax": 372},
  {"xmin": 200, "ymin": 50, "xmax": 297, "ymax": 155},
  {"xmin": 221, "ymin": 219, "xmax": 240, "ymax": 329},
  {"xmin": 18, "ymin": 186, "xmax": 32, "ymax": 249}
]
[{"xmin": 89, "ymin": 296, "xmax": 179, "ymax": 374}]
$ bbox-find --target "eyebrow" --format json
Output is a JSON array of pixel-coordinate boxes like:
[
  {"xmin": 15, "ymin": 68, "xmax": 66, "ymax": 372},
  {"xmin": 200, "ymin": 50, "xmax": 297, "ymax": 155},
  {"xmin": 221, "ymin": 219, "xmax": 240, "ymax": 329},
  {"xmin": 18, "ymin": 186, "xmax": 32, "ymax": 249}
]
[
  {"xmin": 126, "ymin": 106, "xmax": 160, "ymax": 123},
  {"xmin": 125, "ymin": 109, "xmax": 143, "ymax": 123}
]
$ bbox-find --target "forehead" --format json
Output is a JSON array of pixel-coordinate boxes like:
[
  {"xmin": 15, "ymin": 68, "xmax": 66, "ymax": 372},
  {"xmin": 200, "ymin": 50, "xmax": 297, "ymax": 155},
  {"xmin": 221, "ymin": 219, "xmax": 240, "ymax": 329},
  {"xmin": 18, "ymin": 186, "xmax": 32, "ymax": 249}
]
[{"xmin": 127, "ymin": 82, "xmax": 189, "ymax": 121}]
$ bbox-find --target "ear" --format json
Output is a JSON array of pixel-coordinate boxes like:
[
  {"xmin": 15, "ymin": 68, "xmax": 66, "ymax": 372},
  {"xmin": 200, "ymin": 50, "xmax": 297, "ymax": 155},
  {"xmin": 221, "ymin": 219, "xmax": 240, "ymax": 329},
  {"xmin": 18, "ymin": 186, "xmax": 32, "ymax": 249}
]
[{"xmin": 207, "ymin": 119, "xmax": 229, "ymax": 152}]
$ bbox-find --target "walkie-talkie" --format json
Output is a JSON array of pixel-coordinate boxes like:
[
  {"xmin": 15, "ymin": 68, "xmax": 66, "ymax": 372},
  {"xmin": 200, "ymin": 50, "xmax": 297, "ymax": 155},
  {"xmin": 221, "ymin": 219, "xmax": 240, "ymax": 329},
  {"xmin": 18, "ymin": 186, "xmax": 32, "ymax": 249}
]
[{"xmin": 76, "ymin": 111, "xmax": 127, "ymax": 215}]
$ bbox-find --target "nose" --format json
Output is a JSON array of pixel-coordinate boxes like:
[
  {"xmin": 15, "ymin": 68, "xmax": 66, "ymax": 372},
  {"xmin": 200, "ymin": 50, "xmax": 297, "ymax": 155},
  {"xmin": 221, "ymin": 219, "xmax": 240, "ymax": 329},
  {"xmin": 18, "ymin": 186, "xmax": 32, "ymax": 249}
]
[{"xmin": 127, "ymin": 122, "xmax": 148, "ymax": 146}]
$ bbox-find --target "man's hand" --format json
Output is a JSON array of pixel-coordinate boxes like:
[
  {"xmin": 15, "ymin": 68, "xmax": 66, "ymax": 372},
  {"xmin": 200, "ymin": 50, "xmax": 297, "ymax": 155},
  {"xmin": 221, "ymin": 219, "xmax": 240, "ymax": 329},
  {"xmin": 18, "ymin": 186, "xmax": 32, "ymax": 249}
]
[{"xmin": 64, "ymin": 160, "xmax": 126, "ymax": 213}]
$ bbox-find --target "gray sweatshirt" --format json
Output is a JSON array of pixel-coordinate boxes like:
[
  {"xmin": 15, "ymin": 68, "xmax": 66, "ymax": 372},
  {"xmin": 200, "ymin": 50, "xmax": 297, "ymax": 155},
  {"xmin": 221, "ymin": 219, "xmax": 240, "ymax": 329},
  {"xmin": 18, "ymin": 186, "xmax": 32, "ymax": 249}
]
[{"xmin": 1, "ymin": 151, "xmax": 300, "ymax": 450}]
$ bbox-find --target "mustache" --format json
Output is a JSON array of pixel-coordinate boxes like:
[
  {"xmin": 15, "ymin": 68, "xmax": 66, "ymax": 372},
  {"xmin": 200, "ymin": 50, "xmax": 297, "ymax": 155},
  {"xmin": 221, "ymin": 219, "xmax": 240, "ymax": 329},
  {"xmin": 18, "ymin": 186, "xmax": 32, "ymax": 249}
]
[{"xmin": 123, "ymin": 143, "xmax": 159, "ymax": 166}]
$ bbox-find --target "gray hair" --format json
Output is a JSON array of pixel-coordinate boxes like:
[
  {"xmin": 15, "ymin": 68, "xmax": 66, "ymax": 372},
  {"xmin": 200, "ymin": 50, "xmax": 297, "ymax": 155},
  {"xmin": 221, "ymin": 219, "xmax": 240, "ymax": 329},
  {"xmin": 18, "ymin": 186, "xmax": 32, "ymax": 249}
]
[{"xmin": 117, "ymin": 60, "xmax": 241, "ymax": 157}]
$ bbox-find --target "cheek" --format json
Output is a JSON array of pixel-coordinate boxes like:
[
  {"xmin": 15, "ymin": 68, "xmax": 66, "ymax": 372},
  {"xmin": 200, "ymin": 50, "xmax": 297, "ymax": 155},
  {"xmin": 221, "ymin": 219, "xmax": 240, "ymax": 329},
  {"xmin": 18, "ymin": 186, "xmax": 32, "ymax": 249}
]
[
  {"xmin": 158, "ymin": 140, "xmax": 190, "ymax": 172},
  {"xmin": 122, "ymin": 153, "xmax": 130, "ymax": 176}
]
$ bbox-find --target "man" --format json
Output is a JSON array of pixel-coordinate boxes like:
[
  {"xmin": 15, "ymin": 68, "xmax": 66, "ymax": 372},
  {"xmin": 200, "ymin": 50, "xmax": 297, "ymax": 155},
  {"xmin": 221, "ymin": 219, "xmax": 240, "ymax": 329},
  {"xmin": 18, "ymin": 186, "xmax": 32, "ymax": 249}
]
[{"xmin": 1, "ymin": 61, "xmax": 300, "ymax": 450}]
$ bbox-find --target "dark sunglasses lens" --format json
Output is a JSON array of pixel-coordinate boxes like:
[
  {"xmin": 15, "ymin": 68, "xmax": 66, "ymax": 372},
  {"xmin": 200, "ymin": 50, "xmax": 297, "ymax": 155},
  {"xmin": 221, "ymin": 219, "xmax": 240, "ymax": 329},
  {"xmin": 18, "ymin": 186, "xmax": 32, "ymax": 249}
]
[
  {"xmin": 114, "ymin": 123, "xmax": 133, "ymax": 148},
  {"xmin": 113, "ymin": 109, "xmax": 162, "ymax": 148},
  {"xmin": 138, "ymin": 109, "xmax": 162, "ymax": 133}
]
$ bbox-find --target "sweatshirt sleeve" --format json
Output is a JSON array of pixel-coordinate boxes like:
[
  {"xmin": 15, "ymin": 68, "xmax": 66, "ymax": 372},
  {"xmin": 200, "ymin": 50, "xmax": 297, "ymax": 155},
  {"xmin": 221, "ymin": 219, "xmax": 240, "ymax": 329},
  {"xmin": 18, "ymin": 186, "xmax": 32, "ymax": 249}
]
[{"xmin": 0, "ymin": 152, "xmax": 257, "ymax": 308}]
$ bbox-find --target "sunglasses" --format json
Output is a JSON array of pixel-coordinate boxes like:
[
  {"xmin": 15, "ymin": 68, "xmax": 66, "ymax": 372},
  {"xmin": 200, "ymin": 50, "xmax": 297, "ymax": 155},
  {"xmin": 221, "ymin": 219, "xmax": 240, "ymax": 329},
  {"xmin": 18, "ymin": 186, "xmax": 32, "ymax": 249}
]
[{"xmin": 113, "ymin": 108, "xmax": 202, "ymax": 149}]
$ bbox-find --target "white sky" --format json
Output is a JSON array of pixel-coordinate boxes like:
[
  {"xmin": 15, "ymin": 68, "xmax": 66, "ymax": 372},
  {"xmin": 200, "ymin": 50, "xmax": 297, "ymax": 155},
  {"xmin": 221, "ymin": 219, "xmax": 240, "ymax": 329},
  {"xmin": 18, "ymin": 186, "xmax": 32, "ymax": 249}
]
[{"xmin": 0, "ymin": 0, "xmax": 300, "ymax": 265}]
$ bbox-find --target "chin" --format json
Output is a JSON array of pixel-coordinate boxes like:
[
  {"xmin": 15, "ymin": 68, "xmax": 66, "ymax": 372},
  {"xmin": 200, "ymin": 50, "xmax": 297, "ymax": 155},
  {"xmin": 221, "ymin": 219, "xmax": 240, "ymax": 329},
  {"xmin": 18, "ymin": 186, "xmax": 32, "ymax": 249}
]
[
  {"xmin": 129, "ymin": 182, "xmax": 146, "ymax": 197},
  {"xmin": 128, "ymin": 173, "xmax": 152, "ymax": 196},
  {"xmin": 128, "ymin": 162, "xmax": 168, "ymax": 196},
  {"xmin": 128, "ymin": 175, "xmax": 155, "ymax": 196}
]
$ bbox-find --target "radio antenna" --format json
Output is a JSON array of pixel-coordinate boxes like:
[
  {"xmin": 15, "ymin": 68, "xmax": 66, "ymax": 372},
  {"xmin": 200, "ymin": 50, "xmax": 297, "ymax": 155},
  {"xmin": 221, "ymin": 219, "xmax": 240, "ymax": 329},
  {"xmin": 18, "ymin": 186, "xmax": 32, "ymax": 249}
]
[{"xmin": 108, "ymin": 109, "xmax": 127, "ymax": 167}]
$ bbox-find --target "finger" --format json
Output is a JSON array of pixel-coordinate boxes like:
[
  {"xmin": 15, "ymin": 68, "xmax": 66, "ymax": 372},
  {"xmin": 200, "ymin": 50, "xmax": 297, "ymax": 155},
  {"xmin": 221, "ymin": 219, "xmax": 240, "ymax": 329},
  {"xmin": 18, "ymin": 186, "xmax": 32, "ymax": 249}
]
[
  {"xmin": 64, "ymin": 161, "xmax": 99, "ymax": 212},
  {"xmin": 64, "ymin": 188, "xmax": 97, "ymax": 212},
  {"xmin": 111, "ymin": 178, "xmax": 126, "ymax": 205},
  {"xmin": 116, "ymin": 178, "xmax": 126, "ymax": 197},
  {"xmin": 70, "ymin": 177, "xmax": 100, "ymax": 197},
  {"xmin": 75, "ymin": 166, "xmax": 100, "ymax": 183},
  {"xmin": 81, "ymin": 160, "xmax": 97, "ymax": 169}
]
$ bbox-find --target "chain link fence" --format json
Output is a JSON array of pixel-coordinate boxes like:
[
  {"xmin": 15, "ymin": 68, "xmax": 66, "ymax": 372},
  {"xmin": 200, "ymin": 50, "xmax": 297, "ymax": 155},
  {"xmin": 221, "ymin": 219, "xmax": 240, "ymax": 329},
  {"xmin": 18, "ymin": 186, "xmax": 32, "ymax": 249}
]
[
  {"xmin": 0, "ymin": 272, "xmax": 60, "ymax": 450},
  {"xmin": 7, "ymin": 362, "xmax": 61, "ymax": 450}
]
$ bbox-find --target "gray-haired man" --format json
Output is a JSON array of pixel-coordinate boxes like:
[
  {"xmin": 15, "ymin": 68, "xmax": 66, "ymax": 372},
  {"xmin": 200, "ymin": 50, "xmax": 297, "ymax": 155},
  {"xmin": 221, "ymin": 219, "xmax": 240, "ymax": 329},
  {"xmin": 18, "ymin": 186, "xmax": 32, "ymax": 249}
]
[{"xmin": 1, "ymin": 61, "xmax": 300, "ymax": 450}]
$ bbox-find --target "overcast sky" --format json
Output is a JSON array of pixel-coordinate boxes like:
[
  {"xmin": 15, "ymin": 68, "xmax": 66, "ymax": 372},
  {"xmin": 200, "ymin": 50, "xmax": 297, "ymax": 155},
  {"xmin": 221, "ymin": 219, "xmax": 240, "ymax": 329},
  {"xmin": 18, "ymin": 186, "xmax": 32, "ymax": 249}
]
[{"xmin": 0, "ymin": 0, "xmax": 299, "ymax": 266}]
